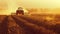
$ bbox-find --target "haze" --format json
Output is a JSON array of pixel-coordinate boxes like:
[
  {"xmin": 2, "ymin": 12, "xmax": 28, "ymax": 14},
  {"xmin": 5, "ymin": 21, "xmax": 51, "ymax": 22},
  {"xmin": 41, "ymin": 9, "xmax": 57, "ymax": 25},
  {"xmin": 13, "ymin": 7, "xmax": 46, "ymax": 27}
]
[{"xmin": 0, "ymin": 0, "xmax": 60, "ymax": 15}]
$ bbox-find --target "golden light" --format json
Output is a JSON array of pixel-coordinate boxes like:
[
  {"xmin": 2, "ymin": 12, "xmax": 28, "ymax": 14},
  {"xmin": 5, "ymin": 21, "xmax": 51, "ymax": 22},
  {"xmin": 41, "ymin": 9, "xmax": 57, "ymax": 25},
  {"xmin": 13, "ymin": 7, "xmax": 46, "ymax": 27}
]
[
  {"xmin": 4, "ymin": 0, "xmax": 28, "ymax": 15},
  {"xmin": 45, "ymin": 16, "xmax": 54, "ymax": 21},
  {"xmin": 1, "ymin": 0, "xmax": 60, "ymax": 15}
]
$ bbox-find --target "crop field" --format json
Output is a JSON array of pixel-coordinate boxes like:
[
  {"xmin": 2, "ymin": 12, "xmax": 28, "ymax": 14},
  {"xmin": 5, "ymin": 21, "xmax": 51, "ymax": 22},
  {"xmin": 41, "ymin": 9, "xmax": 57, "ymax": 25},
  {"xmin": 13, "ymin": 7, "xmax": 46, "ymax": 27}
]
[{"xmin": 0, "ymin": 14, "xmax": 60, "ymax": 34}]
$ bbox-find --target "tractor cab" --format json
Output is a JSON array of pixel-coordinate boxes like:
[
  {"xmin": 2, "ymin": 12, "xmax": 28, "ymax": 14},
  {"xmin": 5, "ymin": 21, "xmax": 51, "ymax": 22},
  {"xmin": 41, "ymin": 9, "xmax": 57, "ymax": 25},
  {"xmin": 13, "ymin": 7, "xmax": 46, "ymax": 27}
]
[{"xmin": 16, "ymin": 7, "xmax": 24, "ymax": 15}]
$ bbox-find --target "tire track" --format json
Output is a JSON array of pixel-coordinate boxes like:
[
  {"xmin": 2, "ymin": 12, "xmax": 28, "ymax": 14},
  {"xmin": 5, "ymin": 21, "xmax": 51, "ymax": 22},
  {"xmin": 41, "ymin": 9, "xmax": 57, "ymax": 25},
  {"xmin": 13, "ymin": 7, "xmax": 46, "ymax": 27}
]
[
  {"xmin": 15, "ymin": 15, "xmax": 54, "ymax": 30},
  {"xmin": 16, "ymin": 15, "xmax": 60, "ymax": 34},
  {"xmin": 15, "ymin": 15, "xmax": 46, "ymax": 27},
  {"xmin": 12, "ymin": 15, "xmax": 57, "ymax": 34},
  {"xmin": 8, "ymin": 16, "xmax": 26, "ymax": 34}
]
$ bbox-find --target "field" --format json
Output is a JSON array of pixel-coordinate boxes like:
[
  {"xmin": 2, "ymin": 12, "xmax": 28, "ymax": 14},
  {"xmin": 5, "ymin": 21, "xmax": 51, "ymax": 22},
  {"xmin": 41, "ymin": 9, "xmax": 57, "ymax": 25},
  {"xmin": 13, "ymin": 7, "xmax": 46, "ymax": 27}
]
[{"xmin": 0, "ymin": 14, "xmax": 60, "ymax": 34}]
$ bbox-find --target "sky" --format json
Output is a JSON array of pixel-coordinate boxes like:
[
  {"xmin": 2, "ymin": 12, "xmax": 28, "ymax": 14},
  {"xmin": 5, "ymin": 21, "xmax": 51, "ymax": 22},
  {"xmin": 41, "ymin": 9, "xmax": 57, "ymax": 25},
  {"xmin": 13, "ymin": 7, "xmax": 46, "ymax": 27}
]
[
  {"xmin": 18, "ymin": 0, "xmax": 60, "ymax": 8},
  {"xmin": 0, "ymin": 0, "xmax": 60, "ymax": 15}
]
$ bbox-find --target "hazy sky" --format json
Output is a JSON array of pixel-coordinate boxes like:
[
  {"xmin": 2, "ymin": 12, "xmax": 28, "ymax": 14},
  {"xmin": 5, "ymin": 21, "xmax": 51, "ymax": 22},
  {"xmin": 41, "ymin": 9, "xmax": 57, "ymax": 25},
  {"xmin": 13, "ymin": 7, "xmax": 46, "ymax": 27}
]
[
  {"xmin": 0, "ymin": 0, "xmax": 60, "ymax": 15},
  {"xmin": 18, "ymin": 0, "xmax": 60, "ymax": 8}
]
